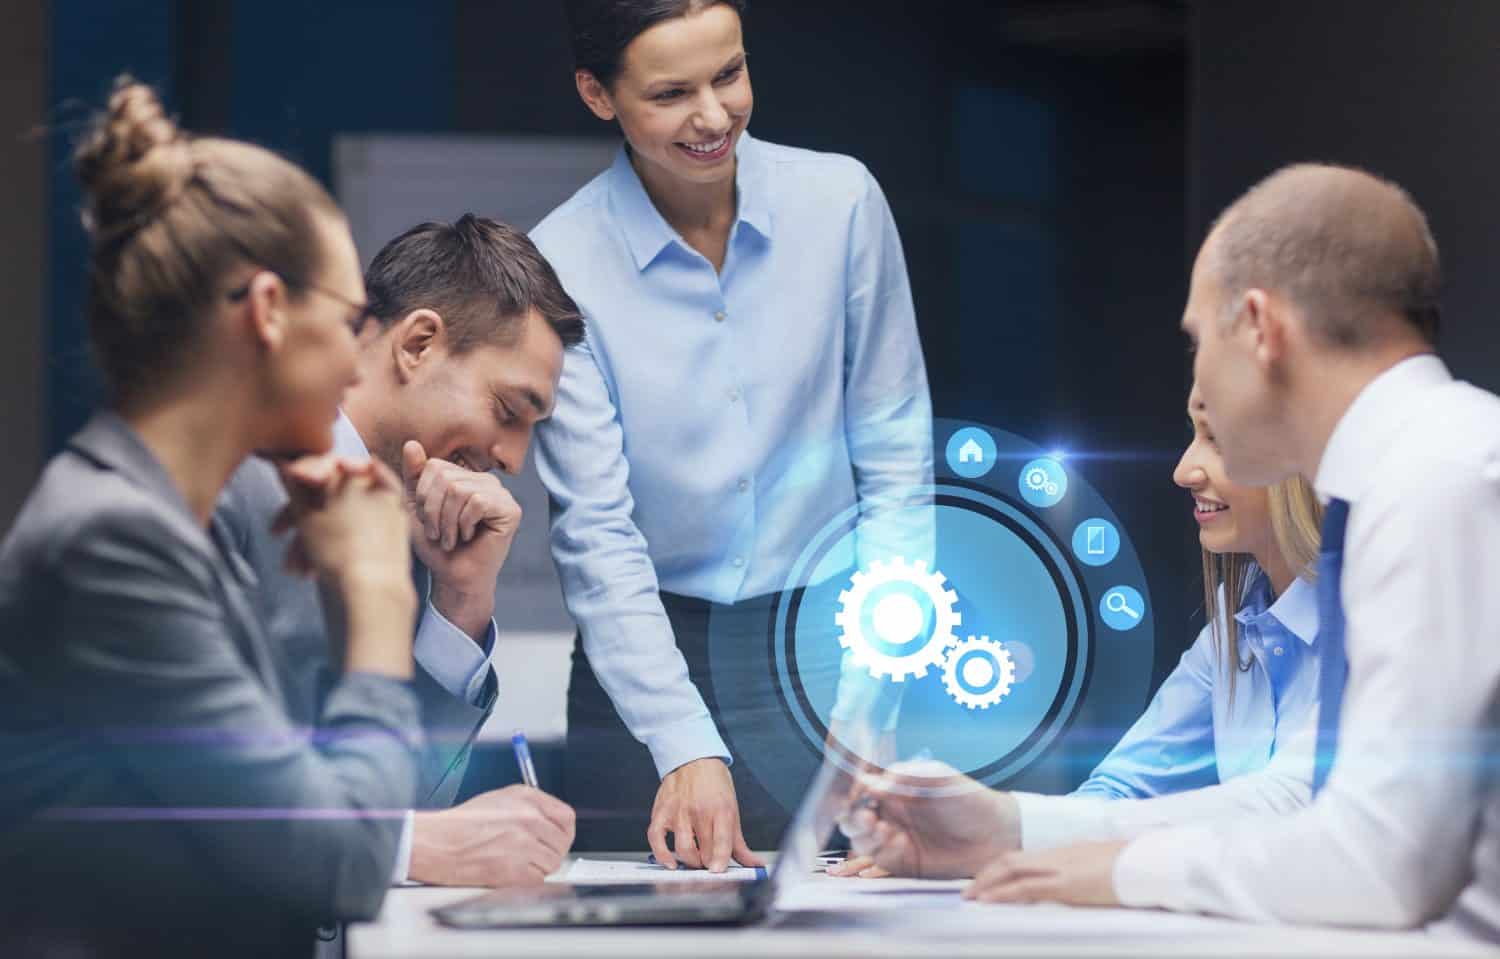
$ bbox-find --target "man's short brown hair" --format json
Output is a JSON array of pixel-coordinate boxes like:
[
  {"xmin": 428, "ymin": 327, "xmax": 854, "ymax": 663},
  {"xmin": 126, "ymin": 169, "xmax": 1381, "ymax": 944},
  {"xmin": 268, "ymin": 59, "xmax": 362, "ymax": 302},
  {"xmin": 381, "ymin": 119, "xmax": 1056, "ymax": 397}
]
[{"xmin": 364, "ymin": 214, "xmax": 585, "ymax": 351}]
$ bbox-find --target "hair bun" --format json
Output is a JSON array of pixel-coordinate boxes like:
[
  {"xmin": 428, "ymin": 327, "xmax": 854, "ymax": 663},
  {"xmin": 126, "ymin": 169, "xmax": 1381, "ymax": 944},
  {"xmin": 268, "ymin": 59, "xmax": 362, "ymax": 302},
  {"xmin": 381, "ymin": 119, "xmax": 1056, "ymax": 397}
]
[{"xmin": 74, "ymin": 75, "xmax": 194, "ymax": 242}]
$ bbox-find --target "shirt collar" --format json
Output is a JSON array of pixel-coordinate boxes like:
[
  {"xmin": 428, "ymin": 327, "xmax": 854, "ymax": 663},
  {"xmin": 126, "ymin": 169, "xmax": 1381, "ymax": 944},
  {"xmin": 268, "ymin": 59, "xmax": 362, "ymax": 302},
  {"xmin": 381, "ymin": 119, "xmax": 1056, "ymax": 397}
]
[
  {"xmin": 332, "ymin": 409, "xmax": 371, "ymax": 461},
  {"xmin": 1315, "ymin": 354, "xmax": 1450, "ymax": 504},
  {"xmin": 734, "ymin": 134, "xmax": 773, "ymax": 241},
  {"xmin": 608, "ymin": 132, "xmax": 772, "ymax": 273},
  {"xmin": 68, "ymin": 410, "xmax": 198, "ymax": 529},
  {"xmin": 1234, "ymin": 568, "xmax": 1319, "ymax": 646}
]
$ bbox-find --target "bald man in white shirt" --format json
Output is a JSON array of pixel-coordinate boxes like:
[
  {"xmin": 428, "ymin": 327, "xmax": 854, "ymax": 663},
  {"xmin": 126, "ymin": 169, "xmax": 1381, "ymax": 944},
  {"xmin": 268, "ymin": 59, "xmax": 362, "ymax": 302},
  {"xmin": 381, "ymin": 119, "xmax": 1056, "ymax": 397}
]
[{"xmin": 845, "ymin": 163, "xmax": 1500, "ymax": 941}]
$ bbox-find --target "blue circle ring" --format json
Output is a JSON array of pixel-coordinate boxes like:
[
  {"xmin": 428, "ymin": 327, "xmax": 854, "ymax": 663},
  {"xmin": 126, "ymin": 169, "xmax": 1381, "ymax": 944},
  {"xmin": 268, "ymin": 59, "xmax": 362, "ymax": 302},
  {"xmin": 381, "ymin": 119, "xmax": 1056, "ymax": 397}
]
[
  {"xmin": 772, "ymin": 483, "xmax": 1094, "ymax": 787},
  {"xmin": 955, "ymin": 649, "xmax": 1002, "ymax": 694}
]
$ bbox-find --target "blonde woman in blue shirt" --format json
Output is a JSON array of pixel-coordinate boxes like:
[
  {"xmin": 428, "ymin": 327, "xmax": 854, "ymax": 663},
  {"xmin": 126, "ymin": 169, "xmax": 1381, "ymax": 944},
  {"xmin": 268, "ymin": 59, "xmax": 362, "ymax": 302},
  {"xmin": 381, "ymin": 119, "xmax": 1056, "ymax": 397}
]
[
  {"xmin": 532, "ymin": 0, "xmax": 932, "ymax": 871},
  {"xmin": 834, "ymin": 385, "xmax": 1326, "ymax": 878}
]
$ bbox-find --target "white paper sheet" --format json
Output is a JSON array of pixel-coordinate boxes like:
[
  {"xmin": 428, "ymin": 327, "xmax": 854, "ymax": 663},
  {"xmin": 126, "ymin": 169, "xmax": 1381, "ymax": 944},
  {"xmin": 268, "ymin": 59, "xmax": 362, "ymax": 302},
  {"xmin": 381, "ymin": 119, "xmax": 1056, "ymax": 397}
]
[
  {"xmin": 561, "ymin": 858, "xmax": 768, "ymax": 884},
  {"xmin": 775, "ymin": 874, "xmax": 966, "ymax": 912},
  {"xmin": 775, "ymin": 878, "xmax": 1290, "ymax": 942}
]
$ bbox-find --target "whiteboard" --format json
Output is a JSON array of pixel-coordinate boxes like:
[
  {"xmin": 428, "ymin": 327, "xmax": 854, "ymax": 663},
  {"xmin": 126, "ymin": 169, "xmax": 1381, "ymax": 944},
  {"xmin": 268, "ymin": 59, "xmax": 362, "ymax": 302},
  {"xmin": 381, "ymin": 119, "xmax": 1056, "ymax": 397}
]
[
  {"xmin": 335, "ymin": 134, "xmax": 620, "ymax": 263},
  {"xmin": 334, "ymin": 134, "xmax": 622, "ymax": 741}
]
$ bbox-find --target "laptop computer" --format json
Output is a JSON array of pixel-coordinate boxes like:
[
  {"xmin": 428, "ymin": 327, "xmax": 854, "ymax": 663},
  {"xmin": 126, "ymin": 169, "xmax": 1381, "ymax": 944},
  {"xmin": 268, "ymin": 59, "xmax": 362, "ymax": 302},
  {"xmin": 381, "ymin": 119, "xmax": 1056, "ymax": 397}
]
[{"xmin": 431, "ymin": 747, "xmax": 857, "ymax": 929}]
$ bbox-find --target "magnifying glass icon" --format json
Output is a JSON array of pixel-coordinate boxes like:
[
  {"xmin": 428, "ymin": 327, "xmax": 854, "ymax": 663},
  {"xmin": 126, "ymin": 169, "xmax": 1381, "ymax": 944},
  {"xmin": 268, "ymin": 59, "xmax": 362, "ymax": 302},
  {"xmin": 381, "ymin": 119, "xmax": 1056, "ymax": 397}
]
[{"xmin": 1105, "ymin": 591, "xmax": 1141, "ymax": 619}]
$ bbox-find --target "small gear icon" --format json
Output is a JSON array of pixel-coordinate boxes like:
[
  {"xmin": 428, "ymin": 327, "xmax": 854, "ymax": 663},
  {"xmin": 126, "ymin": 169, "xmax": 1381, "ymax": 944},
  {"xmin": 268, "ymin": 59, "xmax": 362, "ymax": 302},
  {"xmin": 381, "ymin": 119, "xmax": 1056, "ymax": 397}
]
[
  {"xmin": 835, "ymin": 558, "xmax": 960, "ymax": 682},
  {"xmin": 943, "ymin": 636, "xmax": 1016, "ymax": 709}
]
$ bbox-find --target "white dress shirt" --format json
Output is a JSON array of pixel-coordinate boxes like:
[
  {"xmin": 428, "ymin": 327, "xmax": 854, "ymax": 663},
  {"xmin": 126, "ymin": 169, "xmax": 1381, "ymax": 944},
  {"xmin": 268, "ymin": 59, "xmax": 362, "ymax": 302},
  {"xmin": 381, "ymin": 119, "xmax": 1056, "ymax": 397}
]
[
  {"xmin": 1113, "ymin": 355, "xmax": 1500, "ymax": 940},
  {"xmin": 328, "ymin": 415, "xmax": 500, "ymax": 883},
  {"xmin": 1015, "ymin": 573, "xmax": 1320, "ymax": 850}
]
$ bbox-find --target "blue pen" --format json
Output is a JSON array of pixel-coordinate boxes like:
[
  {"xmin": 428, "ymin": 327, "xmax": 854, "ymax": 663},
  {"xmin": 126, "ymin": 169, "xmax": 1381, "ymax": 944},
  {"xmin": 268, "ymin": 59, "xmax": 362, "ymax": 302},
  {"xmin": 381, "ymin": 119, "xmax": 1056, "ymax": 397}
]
[{"xmin": 511, "ymin": 730, "xmax": 540, "ymax": 789}]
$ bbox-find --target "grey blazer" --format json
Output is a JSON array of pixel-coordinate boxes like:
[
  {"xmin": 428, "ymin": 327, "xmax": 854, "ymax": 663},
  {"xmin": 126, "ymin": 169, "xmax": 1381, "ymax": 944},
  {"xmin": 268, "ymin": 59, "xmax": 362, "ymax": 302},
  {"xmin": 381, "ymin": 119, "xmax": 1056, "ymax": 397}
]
[
  {"xmin": 0, "ymin": 413, "xmax": 423, "ymax": 955},
  {"xmin": 217, "ymin": 452, "xmax": 498, "ymax": 809}
]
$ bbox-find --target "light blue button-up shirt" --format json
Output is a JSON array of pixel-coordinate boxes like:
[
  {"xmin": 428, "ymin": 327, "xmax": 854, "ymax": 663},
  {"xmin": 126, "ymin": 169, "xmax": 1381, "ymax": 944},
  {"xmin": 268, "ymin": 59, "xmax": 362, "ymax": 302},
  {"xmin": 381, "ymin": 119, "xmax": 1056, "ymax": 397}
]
[
  {"xmin": 532, "ymin": 134, "xmax": 933, "ymax": 777},
  {"xmin": 1076, "ymin": 570, "xmax": 1322, "ymax": 799}
]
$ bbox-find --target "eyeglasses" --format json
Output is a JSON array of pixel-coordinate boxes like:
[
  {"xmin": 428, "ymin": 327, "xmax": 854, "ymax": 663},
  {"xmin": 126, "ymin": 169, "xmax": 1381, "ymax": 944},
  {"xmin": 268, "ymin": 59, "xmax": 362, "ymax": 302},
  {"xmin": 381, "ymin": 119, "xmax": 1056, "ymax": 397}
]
[{"xmin": 227, "ymin": 274, "xmax": 379, "ymax": 335}]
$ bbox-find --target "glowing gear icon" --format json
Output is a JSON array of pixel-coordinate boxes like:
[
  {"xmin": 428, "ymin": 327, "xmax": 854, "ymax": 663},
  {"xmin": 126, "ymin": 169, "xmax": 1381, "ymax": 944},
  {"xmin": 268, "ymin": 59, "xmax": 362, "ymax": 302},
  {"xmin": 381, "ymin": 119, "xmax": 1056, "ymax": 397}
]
[
  {"xmin": 942, "ymin": 636, "xmax": 1017, "ymax": 709},
  {"xmin": 1024, "ymin": 467, "xmax": 1059, "ymax": 497},
  {"xmin": 835, "ymin": 558, "xmax": 961, "ymax": 682}
]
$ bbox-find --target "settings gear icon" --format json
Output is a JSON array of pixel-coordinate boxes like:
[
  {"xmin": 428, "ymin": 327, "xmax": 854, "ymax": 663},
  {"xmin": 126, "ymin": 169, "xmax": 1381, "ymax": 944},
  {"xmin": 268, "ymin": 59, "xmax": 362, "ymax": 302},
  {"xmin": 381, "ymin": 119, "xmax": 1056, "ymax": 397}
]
[
  {"xmin": 835, "ymin": 558, "xmax": 961, "ymax": 682},
  {"xmin": 942, "ymin": 636, "xmax": 1016, "ymax": 709}
]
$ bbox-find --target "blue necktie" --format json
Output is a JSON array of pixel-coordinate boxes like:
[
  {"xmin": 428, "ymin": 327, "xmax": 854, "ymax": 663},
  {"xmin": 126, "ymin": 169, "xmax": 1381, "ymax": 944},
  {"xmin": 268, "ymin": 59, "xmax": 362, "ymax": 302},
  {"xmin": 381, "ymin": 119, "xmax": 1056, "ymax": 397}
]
[{"xmin": 1312, "ymin": 497, "xmax": 1351, "ymax": 794}]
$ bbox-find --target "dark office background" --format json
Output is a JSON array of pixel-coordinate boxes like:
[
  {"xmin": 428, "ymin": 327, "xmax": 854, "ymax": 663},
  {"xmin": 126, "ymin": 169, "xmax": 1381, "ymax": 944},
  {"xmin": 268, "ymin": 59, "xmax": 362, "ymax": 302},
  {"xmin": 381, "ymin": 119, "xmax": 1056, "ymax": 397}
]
[{"xmin": 4, "ymin": 0, "xmax": 1499, "ymax": 794}]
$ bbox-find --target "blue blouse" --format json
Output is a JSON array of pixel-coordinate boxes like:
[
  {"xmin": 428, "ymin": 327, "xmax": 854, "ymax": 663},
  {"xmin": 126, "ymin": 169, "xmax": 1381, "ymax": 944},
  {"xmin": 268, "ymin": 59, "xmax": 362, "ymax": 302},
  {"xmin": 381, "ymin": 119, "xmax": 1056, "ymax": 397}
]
[
  {"xmin": 531, "ymin": 134, "xmax": 933, "ymax": 776},
  {"xmin": 1075, "ymin": 570, "xmax": 1323, "ymax": 798}
]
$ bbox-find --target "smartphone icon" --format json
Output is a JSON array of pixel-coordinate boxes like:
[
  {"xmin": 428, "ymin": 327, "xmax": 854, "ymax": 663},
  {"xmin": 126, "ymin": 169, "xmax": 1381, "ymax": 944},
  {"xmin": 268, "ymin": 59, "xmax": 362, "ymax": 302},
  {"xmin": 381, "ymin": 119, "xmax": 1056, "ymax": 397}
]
[{"xmin": 1086, "ymin": 526, "xmax": 1106, "ymax": 555}]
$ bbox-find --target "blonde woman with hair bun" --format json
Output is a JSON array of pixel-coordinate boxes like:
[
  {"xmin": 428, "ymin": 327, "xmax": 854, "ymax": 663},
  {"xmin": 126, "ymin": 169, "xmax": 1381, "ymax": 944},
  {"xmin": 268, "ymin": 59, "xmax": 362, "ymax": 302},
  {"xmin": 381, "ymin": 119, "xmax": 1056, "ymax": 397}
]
[
  {"xmin": 0, "ymin": 77, "xmax": 423, "ymax": 957},
  {"xmin": 834, "ymin": 382, "xmax": 1329, "ymax": 879}
]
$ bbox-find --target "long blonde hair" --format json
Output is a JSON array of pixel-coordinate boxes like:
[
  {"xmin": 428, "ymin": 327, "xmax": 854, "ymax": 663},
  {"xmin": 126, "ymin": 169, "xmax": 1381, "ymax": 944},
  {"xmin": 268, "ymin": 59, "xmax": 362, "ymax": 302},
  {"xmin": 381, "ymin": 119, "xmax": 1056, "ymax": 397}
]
[{"xmin": 1200, "ymin": 474, "xmax": 1323, "ymax": 694}]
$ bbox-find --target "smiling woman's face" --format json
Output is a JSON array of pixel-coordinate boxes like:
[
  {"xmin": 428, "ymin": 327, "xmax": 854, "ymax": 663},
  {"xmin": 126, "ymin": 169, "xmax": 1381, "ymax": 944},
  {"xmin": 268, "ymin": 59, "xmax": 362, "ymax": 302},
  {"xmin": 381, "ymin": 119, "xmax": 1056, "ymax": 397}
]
[
  {"xmin": 587, "ymin": 3, "xmax": 752, "ymax": 191},
  {"xmin": 1173, "ymin": 386, "xmax": 1274, "ymax": 556}
]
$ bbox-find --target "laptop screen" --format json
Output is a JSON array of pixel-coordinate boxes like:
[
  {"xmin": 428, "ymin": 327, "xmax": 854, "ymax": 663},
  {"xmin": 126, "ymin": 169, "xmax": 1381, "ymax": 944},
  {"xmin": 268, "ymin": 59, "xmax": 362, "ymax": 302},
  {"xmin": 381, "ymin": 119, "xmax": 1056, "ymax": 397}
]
[{"xmin": 765, "ymin": 679, "xmax": 885, "ymax": 894}]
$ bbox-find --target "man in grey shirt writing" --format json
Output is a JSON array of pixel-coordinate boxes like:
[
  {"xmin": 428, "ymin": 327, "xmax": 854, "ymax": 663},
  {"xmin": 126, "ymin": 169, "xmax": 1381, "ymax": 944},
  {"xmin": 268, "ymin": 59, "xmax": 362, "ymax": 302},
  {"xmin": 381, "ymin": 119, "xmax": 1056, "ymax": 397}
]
[{"xmin": 218, "ymin": 214, "xmax": 584, "ymax": 886}]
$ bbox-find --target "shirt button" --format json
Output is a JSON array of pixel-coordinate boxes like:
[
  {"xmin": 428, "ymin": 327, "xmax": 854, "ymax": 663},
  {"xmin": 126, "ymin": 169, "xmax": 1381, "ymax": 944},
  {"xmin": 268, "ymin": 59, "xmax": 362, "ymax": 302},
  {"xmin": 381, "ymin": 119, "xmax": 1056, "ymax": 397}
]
[
  {"xmin": 737, "ymin": 479, "xmax": 749, "ymax": 493},
  {"xmin": 714, "ymin": 311, "xmax": 726, "ymax": 322},
  {"xmin": 728, "ymin": 388, "xmax": 741, "ymax": 403},
  {"xmin": 1273, "ymin": 646, "xmax": 1284, "ymax": 656},
  {"xmin": 732, "ymin": 556, "xmax": 746, "ymax": 569}
]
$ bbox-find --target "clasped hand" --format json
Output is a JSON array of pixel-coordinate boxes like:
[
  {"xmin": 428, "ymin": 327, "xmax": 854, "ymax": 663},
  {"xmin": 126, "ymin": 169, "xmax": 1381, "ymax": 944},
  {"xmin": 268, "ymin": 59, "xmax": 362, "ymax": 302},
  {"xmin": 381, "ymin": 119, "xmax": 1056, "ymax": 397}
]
[
  {"xmin": 273, "ymin": 454, "xmax": 409, "ymax": 583},
  {"xmin": 272, "ymin": 454, "xmax": 416, "ymax": 677}
]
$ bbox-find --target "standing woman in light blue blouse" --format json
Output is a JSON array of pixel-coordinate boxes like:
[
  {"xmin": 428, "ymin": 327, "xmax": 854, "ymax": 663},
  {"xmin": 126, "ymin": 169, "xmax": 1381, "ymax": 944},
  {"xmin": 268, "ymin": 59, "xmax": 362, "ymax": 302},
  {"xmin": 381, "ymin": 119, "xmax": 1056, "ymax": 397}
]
[{"xmin": 532, "ymin": 0, "xmax": 932, "ymax": 869}]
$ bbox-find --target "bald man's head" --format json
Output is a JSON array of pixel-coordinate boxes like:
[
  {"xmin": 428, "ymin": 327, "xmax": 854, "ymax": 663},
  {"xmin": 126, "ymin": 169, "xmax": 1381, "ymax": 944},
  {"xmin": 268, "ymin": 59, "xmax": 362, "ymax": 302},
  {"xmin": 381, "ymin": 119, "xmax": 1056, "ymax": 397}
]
[{"xmin": 1203, "ymin": 163, "xmax": 1442, "ymax": 348}]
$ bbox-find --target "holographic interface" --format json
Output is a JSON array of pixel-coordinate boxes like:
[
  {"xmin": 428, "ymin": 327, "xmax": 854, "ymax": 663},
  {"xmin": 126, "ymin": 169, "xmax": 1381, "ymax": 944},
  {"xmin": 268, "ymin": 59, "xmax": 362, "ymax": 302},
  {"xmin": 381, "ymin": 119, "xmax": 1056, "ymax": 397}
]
[{"xmin": 711, "ymin": 419, "xmax": 1156, "ymax": 808}]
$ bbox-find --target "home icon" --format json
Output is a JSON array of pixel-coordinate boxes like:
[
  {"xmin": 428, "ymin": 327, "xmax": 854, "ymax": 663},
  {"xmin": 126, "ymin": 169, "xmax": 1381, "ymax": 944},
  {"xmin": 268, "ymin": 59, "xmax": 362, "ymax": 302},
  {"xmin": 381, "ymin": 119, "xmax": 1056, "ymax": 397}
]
[{"xmin": 947, "ymin": 427, "xmax": 997, "ymax": 478}]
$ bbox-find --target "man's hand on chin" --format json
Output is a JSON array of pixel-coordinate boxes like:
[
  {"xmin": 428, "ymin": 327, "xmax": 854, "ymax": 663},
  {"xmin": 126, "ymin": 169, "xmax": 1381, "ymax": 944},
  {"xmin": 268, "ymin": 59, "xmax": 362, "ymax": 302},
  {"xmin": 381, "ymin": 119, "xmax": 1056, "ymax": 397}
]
[
  {"xmin": 647, "ymin": 758, "xmax": 764, "ymax": 874},
  {"xmin": 401, "ymin": 440, "xmax": 522, "ymax": 640},
  {"xmin": 408, "ymin": 786, "xmax": 577, "ymax": 887}
]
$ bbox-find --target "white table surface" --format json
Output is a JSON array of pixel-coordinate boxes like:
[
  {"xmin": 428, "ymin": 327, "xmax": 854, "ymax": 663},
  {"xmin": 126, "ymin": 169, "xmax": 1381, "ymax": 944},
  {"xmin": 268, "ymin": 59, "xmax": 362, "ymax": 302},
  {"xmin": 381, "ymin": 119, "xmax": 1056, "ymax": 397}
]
[{"xmin": 349, "ymin": 856, "xmax": 1489, "ymax": 959}]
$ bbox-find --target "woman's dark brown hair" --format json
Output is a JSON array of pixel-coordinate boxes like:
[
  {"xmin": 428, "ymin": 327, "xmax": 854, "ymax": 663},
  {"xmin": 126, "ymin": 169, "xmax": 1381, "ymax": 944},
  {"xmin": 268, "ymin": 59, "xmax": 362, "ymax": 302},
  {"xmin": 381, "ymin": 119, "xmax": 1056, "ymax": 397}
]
[
  {"xmin": 565, "ymin": 0, "xmax": 747, "ymax": 89},
  {"xmin": 75, "ymin": 75, "xmax": 342, "ymax": 405}
]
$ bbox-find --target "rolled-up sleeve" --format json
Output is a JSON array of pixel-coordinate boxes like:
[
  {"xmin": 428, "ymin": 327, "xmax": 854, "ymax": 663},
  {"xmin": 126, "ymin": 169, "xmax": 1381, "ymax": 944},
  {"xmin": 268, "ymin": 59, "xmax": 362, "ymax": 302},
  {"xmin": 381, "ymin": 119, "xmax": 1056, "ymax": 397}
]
[
  {"xmin": 1012, "ymin": 626, "xmax": 1219, "ymax": 849},
  {"xmin": 829, "ymin": 171, "xmax": 936, "ymax": 731},
  {"xmin": 1072, "ymin": 625, "xmax": 1222, "ymax": 802},
  {"xmin": 535, "ymin": 338, "xmax": 729, "ymax": 778},
  {"xmin": 841, "ymin": 169, "xmax": 935, "ymax": 569}
]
